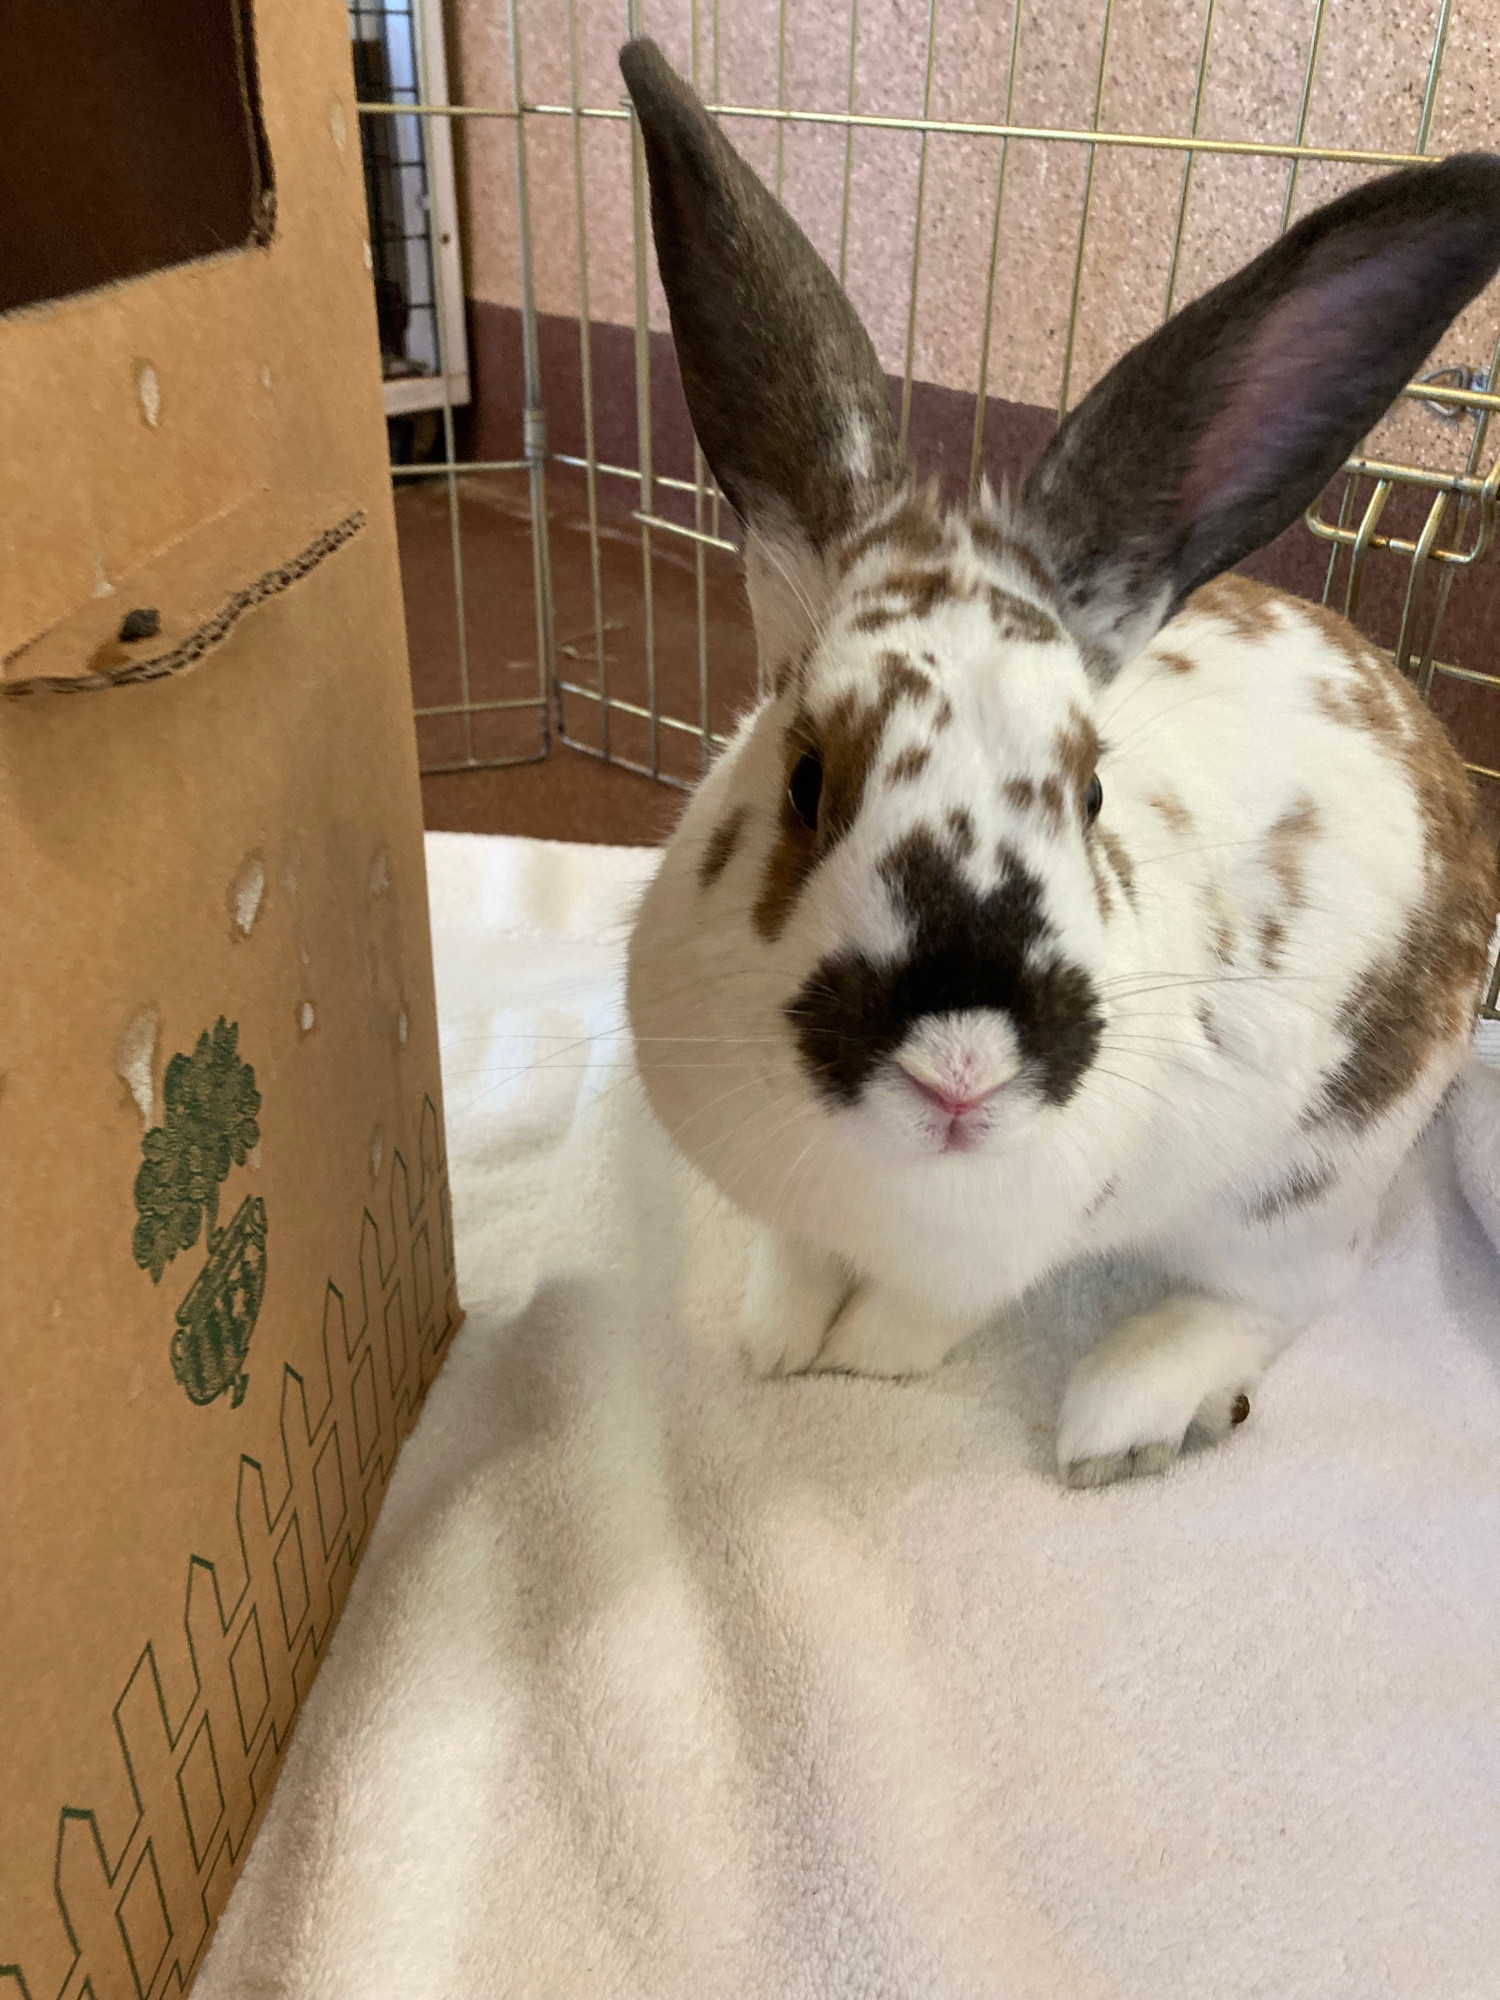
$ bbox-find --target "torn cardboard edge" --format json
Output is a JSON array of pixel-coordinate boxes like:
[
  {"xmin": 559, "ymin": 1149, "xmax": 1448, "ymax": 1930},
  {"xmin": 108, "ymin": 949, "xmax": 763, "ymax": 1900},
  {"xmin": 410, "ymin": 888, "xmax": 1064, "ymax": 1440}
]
[{"xmin": 2, "ymin": 511, "xmax": 366, "ymax": 697}]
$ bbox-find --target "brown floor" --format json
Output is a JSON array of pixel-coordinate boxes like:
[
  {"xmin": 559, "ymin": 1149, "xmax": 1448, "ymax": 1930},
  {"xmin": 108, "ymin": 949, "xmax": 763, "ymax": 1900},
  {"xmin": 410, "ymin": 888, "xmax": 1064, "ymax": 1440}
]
[
  {"xmin": 398, "ymin": 459, "xmax": 757, "ymax": 834},
  {"xmin": 397, "ymin": 454, "xmax": 1500, "ymax": 847},
  {"xmin": 422, "ymin": 740, "xmax": 684, "ymax": 847}
]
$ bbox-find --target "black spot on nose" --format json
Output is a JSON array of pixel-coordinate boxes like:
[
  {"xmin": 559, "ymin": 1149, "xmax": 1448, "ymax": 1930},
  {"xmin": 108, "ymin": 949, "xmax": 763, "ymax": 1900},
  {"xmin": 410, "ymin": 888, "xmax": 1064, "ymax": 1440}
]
[{"xmin": 786, "ymin": 829, "xmax": 1102, "ymax": 1107}]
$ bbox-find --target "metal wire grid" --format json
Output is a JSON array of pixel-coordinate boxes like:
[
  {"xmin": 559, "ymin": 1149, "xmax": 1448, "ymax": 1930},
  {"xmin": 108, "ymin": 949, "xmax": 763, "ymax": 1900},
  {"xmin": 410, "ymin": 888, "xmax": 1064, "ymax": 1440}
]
[{"xmin": 356, "ymin": 0, "xmax": 1500, "ymax": 1020}]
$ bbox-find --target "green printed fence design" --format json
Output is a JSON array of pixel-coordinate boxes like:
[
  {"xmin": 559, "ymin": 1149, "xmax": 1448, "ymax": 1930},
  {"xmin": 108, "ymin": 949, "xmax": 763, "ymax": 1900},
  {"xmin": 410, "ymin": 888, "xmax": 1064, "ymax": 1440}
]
[{"xmin": 2, "ymin": 1098, "xmax": 459, "ymax": 2000}]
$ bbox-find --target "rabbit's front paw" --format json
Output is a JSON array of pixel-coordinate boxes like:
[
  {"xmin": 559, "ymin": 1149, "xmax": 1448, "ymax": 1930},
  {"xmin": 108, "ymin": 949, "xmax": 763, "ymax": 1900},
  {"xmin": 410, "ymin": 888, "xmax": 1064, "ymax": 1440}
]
[
  {"xmin": 806, "ymin": 1284, "xmax": 975, "ymax": 1379},
  {"xmin": 740, "ymin": 1233, "xmax": 849, "ymax": 1378},
  {"xmin": 1057, "ymin": 1296, "xmax": 1280, "ymax": 1489}
]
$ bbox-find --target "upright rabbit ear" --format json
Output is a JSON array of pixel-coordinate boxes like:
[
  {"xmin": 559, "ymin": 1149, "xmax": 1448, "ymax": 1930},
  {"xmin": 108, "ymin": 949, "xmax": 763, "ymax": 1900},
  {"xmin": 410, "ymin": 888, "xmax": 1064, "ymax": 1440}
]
[
  {"xmin": 1021, "ymin": 154, "xmax": 1500, "ymax": 675},
  {"xmin": 620, "ymin": 39, "xmax": 905, "ymax": 665}
]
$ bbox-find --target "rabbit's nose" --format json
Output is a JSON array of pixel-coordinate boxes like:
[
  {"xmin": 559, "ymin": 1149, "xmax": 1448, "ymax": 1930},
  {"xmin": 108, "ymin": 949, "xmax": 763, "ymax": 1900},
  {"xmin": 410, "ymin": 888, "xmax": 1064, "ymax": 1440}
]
[
  {"xmin": 893, "ymin": 1009, "xmax": 1023, "ymax": 1117},
  {"xmin": 900, "ymin": 1071, "xmax": 1006, "ymax": 1119}
]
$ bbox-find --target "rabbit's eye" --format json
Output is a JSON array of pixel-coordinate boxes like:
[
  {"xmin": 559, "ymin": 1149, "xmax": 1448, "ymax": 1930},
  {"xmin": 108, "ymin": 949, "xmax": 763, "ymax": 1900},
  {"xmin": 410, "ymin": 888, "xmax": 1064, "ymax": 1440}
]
[
  {"xmin": 789, "ymin": 749, "xmax": 824, "ymax": 830},
  {"xmin": 1084, "ymin": 773, "xmax": 1103, "ymax": 823}
]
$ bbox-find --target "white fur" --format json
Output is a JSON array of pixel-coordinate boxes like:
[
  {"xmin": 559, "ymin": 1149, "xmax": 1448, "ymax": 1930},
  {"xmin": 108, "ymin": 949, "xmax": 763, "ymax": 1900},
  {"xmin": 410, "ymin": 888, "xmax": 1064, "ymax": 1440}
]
[
  {"xmin": 841, "ymin": 406, "xmax": 876, "ymax": 484},
  {"xmin": 1054, "ymin": 1294, "xmax": 1282, "ymax": 1485},
  {"xmin": 627, "ymin": 514, "xmax": 1484, "ymax": 1486}
]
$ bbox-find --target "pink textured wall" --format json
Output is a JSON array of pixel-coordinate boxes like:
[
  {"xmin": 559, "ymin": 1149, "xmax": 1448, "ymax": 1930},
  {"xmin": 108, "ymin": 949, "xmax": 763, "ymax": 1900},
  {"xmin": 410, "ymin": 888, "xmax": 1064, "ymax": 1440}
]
[{"xmin": 447, "ymin": 0, "xmax": 1500, "ymax": 473}]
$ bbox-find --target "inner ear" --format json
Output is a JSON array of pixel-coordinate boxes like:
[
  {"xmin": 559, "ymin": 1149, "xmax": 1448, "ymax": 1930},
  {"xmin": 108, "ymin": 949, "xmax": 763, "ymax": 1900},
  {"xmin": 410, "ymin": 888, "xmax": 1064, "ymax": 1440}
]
[
  {"xmin": 1020, "ymin": 152, "xmax": 1500, "ymax": 674},
  {"xmin": 1176, "ymin": 231, "xmax": 1497, "ymax": 582}
]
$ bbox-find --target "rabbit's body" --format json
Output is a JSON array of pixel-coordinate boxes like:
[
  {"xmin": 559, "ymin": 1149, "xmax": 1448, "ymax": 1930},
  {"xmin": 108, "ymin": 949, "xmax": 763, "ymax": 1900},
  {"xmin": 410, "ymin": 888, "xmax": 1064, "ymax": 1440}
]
[
  {"xmin": 631, "ymin": 511, "xmax": 1493, "ymax": 1465},
  {"xmin": 618, "ymin": 41, "xmax": 1500, "ymax": 1482}
]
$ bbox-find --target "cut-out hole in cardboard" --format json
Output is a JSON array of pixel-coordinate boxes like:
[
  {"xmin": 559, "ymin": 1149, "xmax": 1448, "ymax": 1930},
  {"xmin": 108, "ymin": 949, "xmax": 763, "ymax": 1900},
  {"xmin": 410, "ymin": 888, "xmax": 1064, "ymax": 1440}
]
[{"xmin": 0, "ymin": 0, "xmax": 275, "ymax": 317}]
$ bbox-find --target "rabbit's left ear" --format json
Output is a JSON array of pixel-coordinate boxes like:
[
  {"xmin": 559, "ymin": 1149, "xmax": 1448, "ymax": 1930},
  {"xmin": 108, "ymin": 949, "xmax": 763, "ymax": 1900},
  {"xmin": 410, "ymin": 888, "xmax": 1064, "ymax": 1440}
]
[
  {"xmin": 1021, "ymin": 154, "xmax": 1500, "ymax": 674},
  {"xmin": 620, "ymin": 38, "xmax": 906, "ymax": 672}
]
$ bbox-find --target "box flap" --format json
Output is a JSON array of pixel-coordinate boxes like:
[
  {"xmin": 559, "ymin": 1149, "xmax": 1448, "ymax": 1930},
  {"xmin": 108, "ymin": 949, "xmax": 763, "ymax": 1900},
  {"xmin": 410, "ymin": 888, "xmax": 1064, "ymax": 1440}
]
[{"xmin": 2, "ymin": 493, "xmax": 364, "ymax": 696}]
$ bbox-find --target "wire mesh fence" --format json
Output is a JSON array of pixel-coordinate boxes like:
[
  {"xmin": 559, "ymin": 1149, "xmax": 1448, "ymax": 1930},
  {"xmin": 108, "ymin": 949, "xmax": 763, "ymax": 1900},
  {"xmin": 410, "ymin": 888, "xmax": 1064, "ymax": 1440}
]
[{"xmin": 352, "ymin": 0, "xmax": 1500, "ymax": 1018}]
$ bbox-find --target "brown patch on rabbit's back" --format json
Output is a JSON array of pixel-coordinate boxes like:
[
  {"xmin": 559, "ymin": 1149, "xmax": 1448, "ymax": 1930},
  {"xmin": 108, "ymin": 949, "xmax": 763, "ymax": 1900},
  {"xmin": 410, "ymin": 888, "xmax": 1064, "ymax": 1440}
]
[
  {"xmin": 1189, "ymin": 574, "xmax": 1285, "ymax": 643},
  {"xmin": 1317, "ymin": 821, "xmax": 1495, "ymax": 1128},
  {"xmin": 1256, "ymin": 793, "xmax": 1321, "ymax": 962},
  {"xmin": 1303, "ymin": 619, "xmax": 1499, "ymax": 1127},
  {"xmin": 1264, "ymin": 796, "xmax": 1320, "ymax": 909},
  {"xmin": 753, "ymin": 650, "xmax": 937, "ymax": 940},
  {"xmin": 1311, "ymin": 640, "xmax": 1409, "ymax": 746}
]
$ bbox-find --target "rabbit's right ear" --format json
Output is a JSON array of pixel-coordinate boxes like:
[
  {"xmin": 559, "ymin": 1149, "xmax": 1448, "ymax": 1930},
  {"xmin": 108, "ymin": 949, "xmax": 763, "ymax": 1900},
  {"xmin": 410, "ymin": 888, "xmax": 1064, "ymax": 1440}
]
[
  {"xmin": 1021, "ymin": 153, "xmax": 1500, "ymax": 675},
  {"xmin": 620, "ymin": 40, "xmax": 906, "ymax": 669}
]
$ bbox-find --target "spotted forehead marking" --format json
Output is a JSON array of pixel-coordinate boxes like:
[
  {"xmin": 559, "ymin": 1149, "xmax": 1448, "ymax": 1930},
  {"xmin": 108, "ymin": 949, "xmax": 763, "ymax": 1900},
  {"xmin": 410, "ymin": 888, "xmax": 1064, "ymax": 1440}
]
[
  {"xmin": 834, "ymin": 491, "xmax": 1063, "ymax": 641},
  {"xmin": 988, "ymin": 587, "xmax": 1060, "ymax": 645},
  {"xmin": 887, "ymin": 744, "xmax": 932, "ymax": 785},
  {"xmin": 835, "ymin": 488, "xmax": 949, "ymax": 576},
  {"xmin": 850, "ymin": 567, "xmax": 956, "ymax": 632},
  {"xmin": 967, "ymin": 513, "xmax": 1056, "ymax": 599},
  {"xmin": 751, "ymin": 498, "xmax": 1093, "ymax": 942}
]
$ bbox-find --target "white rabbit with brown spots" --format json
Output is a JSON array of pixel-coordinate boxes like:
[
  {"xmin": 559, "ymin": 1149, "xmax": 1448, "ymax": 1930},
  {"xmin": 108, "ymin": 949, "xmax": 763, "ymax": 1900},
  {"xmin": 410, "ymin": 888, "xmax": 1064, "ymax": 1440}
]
[{"xmin": 619, "ymin": 41, "xmax": 1500, "ymax": 1487}]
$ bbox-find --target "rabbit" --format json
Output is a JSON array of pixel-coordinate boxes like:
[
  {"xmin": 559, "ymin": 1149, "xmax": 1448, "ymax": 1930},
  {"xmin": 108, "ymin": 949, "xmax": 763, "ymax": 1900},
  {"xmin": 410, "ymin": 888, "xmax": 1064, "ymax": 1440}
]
[{"xmin": 618, "ymin": 38, "xmax": 1500, "ymax": 1486}]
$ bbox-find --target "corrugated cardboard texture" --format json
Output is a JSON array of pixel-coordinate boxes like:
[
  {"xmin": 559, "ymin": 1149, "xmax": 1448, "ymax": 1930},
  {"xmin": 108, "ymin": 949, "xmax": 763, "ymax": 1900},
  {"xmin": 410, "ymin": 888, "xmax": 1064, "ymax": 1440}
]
[{"xmin": 0, "ymin": 3, "xmax": 458, "ymax": 1994}]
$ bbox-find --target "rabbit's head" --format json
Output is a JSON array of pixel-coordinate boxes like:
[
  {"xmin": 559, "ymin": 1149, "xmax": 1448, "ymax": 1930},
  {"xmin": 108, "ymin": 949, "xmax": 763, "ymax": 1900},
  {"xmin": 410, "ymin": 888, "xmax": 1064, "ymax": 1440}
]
[{"xmin": 621, "ymin": 39, "xmax": 1500, "ymax": 1237}]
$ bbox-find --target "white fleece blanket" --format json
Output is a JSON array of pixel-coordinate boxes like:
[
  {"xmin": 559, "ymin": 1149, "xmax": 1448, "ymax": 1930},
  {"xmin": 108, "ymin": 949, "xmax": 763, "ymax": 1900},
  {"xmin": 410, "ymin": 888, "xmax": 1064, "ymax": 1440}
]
[{"xmin": 200, "ymin": 832, "xmax": 1500, "ymax": 2000}]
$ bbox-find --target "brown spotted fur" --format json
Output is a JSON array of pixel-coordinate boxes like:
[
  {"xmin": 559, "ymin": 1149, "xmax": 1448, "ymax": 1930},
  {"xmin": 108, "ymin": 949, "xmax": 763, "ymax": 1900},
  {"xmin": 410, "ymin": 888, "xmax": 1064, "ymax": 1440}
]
[
  {"xmin": 1097, "ymin": 828, "xmax": 1136, "ymax": 908},
  {"xmin": 1148, "ymin": 788, "xmax": 1194, "ymax": 833},
  {"xmin": 1245, "ymin": 1162, "xmax": 1337, "ymax": 1223},
  {"xmin": 1188, "ymin": 576, "xmax": 1496, "ymax": 1128},
  {"xmin": 699, "ymin": 805, "xmax": 748, "ymax": 889},
  {"xmin": 887, "ymin": 745, "xmax": 932, "ymax": 785},
  {"xmin": 753, "ymin": 648, "xmax": 937, "ymax": 940},
  {"xmin": 946, "ymin": 807, "xmax": 978, "ymax": 857}
]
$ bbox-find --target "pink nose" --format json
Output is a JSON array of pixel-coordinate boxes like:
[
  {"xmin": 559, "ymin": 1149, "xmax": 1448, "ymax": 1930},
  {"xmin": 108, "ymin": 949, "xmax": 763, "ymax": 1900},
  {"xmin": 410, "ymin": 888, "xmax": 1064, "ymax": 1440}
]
[{"xmin": 905, "ymin": 1075, "xmax": 1003, "ymax": 1119}]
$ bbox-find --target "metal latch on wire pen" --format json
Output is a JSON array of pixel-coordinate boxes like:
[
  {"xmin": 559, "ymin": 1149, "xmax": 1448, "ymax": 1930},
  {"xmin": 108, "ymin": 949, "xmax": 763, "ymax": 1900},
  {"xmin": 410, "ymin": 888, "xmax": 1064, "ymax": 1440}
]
[
  {"xmin": 1420, "ymin": 364, "xmax": 1491, "ymax": 418},
  {"xmin": 523, "ymin": 407, "xmax": 548, "ymax": 460}
]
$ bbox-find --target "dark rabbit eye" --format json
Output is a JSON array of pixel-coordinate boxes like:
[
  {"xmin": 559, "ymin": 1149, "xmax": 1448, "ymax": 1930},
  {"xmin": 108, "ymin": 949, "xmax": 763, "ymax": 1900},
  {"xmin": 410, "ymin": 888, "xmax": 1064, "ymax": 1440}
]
[
  {"xmin": 1084, "ymin": 772, "xmax": 1104, "ymax": 823},
  {"xmin": 789, "ymin": 749, "xmax": 824, "ymax": 830}
]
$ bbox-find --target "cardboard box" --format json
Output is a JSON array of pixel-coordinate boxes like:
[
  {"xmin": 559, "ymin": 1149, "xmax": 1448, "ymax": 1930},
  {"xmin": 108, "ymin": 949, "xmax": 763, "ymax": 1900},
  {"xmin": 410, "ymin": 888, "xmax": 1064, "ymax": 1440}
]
[{"xmin": 0, "ymin": 4, "xmax": 460, "ymax": 1993}]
